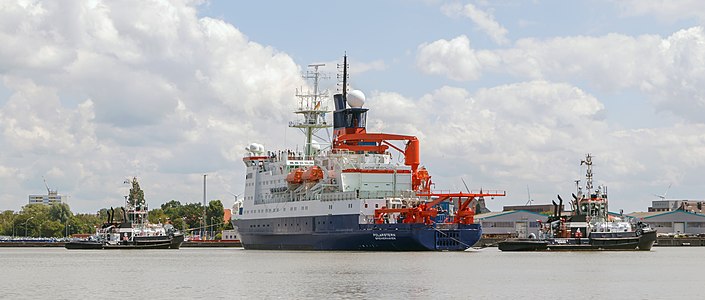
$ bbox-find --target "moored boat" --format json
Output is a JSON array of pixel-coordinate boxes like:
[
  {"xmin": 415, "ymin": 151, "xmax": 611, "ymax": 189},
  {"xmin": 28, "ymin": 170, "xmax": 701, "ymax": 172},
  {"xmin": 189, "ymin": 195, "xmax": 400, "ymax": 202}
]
[
  {"xmin": 498, "ymin": 154, "xmax": 657, "ymax": 251},
  {"xmin": 65, "ymin": 178, "xmax": 184, "ymax": 250}
]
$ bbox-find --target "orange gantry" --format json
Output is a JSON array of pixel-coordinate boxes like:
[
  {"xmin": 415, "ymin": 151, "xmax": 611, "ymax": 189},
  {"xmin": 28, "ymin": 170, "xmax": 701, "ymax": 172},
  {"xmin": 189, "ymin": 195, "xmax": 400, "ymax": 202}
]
[{"xmin": 374, "ymin": 191, "xmax": 506, "ymax": 225}]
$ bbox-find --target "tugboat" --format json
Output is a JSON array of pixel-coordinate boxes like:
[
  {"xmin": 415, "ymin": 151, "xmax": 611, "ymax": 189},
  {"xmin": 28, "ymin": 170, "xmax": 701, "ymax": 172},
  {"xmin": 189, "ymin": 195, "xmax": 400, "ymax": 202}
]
[
  {"xmin": 65, "ymin": 179, "xmax": 184, "ymax": 250},
  {"xmin": 498, "ymin": 154, "xmax": 657, "ymax": 251},
  {"xmin": 232, "ymin": 56, "xmax": 505, "ymax": 251}
]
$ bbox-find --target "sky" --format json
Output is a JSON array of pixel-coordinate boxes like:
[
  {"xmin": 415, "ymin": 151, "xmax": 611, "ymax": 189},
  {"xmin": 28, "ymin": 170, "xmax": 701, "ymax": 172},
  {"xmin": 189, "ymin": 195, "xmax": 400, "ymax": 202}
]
[{"xmin": 2, "ymin": 0, "xmax": 705, "ymax": 213}]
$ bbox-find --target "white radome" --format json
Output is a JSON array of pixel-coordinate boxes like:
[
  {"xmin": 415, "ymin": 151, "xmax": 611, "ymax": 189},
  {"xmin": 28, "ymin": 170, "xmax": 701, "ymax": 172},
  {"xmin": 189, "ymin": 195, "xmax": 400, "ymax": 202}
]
[
  {"xmin": 347, "ymin": 90, "xmax": 366, "ymax": 108},
  {"xmin": 311, "ymin": 140, "xmax": 321, "ymax": 151},
  {"xmin": 247, "ymin": 143, "xmax": 265, "ymax": 154}
]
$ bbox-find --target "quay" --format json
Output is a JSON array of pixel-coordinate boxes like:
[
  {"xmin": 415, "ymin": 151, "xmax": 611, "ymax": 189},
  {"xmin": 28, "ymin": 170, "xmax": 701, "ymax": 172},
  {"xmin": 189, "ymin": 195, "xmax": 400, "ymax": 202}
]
[
  {"xmin": 478, "ymin": 235, "xmax": 705, "ymax": 247},
  {"xmin": 0, "ymin": 239, "xmax": 242, "ymax": 248},
  {"xmin": 181, "ymin": 240, "xmax": 242, "ymax": 247},
  {"xmin": 0, "ymin": 241, "xmax": 64, "ymax": 247}
]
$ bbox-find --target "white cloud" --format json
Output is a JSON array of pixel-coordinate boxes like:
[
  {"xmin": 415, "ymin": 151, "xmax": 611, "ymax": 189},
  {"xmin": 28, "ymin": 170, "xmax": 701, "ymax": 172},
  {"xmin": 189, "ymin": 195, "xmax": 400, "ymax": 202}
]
[
  {"xmin": 441, "ymin": 2, "xmax": 510, "ymax": 45},
  {"xmin": 365, "ymin": 82, "xmax": 705, "ymax": 212},
  {"xmin": 615, "ymin": 0, "xmax": 705, "ymax": 23},
  {"xmin": 416, "ymin": 35, "xmax": 499, "ymax": 81},
  {"xmin": 416, "ymin": 27, "xmax": 705, "ymax": 123},
  {"xmin": 0, "ymin": 0, "xmax": 307, "ymax": 212}
]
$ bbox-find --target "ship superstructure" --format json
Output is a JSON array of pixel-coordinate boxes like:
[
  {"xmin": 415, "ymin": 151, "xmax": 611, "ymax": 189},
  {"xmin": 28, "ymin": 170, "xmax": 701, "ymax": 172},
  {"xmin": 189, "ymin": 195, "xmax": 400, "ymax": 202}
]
[{"xmin": 232, "ymin": 56, "xmax": 504, "ymax": 250}]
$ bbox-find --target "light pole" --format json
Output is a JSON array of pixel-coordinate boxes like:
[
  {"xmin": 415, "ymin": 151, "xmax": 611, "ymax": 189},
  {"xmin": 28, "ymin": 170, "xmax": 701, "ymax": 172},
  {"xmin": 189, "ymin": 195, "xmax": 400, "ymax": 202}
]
[
  {"xmin": 211, "ymin": 217, "xmax": 216, "ymax": 240},
  {"xmin": 38, "ymin": 221, "xmax": 45, "ymax": 238},
  {"xmin": 198, "ymin": 217, "xmax": 203, "ymax": 240},
  {"xmin": 24, "ymin": 216, "xmax": 34, "ymax": 237}
]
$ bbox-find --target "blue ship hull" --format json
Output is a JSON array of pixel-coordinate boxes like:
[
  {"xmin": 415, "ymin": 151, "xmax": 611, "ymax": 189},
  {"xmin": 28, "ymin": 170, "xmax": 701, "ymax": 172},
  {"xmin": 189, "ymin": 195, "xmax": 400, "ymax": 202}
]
[{"xmin": 232, "ymin": 214, "xmax": 481, "ymax": 251}]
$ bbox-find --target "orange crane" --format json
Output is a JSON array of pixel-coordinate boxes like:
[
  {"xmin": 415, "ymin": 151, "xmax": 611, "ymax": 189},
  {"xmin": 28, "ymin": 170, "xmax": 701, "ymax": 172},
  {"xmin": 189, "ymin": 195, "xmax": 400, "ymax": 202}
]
[{"xmin": 374, "ymin": 191, "xmax": 506, "ymax": 225}]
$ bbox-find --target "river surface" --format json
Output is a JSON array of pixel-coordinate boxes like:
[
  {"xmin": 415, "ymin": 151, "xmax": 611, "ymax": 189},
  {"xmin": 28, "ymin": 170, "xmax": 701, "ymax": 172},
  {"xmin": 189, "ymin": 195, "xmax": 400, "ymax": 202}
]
[{"xmin": 1, "ymin": 247, "xmax": 702, "ymax": 299}]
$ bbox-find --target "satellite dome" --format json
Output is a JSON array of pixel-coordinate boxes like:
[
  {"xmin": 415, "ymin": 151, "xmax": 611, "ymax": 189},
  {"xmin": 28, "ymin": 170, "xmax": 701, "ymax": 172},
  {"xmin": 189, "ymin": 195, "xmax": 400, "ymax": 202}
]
[
  {"xmin": 311, "ymin": 140, "xmax": 321, "ymax": 151},
  {"xmin": 248, "ymin": 143, "xmax": 264, "ymax": 154},
  {"xmin": 347, "ymin": 90, "xmax": 366, "ymax": 108}
]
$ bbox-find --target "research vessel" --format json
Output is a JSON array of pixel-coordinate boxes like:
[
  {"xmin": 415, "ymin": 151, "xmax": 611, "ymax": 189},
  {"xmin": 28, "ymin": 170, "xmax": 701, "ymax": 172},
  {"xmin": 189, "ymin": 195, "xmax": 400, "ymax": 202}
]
[
  {"xmin": 498, "ymin": 154, "xmax": 656, "ymax": 251},
  {"xmin": 232, "ymin": 56, "xmax": 504, "ymax": 250}
]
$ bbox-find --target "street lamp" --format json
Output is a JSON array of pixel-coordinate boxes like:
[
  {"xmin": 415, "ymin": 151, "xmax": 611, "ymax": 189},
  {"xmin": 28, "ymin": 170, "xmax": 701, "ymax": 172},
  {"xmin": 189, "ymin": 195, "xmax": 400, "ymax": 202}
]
[
  {"xmin": 211, "ymin": 217, "xmax": 215, "ymax": 240},
  {"xmin": 24, "ymin": 216, "xmax": 34, "ymax": 237},
  {"xmin": 198, "ymin": 217, "xmax": 203, "ymax": 240},
  {"xmin": 38, "ymin": 221, "xmax": 45, "ymax": 238}
]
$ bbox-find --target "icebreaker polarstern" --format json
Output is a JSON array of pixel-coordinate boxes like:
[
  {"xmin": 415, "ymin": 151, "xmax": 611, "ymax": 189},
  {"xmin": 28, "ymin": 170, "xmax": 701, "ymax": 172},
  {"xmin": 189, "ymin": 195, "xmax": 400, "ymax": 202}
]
[{"xmin": 232, "ymin": 55, "xmax": 505, "ymax": 250}]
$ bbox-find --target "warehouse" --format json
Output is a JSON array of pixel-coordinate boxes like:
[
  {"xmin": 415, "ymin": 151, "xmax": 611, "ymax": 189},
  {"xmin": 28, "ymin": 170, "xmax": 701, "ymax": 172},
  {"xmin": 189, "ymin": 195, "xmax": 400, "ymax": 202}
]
[
  {"xmin": 629, "ymin": 210, "xmax": 705, "ymax": 235},
  {"xmin": 475, "ymin": 210, "xmax": 548, "ymax": 238}
]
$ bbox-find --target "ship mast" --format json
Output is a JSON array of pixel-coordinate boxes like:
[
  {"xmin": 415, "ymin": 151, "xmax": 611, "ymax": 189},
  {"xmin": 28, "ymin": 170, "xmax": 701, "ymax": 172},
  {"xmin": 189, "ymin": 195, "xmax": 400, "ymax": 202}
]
[
  {"xmin": 291, "ymin": 63, "xmax": 332, "ymax": 158},
  {"xmin": 582, "ymin": 154, "xmax": 593, "ymax": 192}
]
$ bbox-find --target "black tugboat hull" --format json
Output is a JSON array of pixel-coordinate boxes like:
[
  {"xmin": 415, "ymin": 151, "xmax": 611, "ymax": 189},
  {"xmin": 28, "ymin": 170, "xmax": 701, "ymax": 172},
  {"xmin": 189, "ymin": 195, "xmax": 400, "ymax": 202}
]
[
  {"xmin": 499, "ymin": 230, "xmax": 657, "ymax": 251},
  {"xmin": 64, "ymin": 241, "xmax": 104, "ymax": 250},
  {"xmin": 64, "ymin": 234, "xmax": 184, "ymax": 250},
  {"xmin": 636, "ymin": 230, "xmax": 657, "ymax": 251},
  {"xmin": 498, "ymin": 239, "xmax": 548, "ymax": 251}
]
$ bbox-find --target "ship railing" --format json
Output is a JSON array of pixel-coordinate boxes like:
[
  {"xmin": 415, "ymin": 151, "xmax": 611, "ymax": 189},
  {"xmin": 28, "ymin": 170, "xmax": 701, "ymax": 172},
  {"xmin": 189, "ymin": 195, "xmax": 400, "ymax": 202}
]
[
  {"xmin": 359, "ymin": 190, "xmax": 415, "ymax": 200},
  {"xmin": 422, "ymin": 189, "xmax": 506, "ymax": 197},
  {"xmin": 320, "ymin": 191, "xmax": 357, "ymax": 201}
]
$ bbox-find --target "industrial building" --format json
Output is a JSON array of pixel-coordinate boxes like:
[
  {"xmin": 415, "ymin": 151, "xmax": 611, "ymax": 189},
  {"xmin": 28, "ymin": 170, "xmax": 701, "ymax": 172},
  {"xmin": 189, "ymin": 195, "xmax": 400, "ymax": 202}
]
[
  {"xmin": 475, "ymin": 210, "xmax": 548, "ymax": 238},
  {"xmin": 502, "ymin": 204, "xmax": 553, "ymax": 214},
  {"xmin": 648, "ymin": 200, "xmax": 705, "ymax": 213},
  {"xmin": 629, "ymin": 210, "xmax": 705, "ymax": 235}
]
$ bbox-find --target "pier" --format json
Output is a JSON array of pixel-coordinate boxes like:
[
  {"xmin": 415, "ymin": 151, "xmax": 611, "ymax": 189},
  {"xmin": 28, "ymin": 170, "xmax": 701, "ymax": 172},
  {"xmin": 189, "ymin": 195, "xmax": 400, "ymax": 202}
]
[{"xmin": 478, "ymin": 234, "xmax": 705, "ymax": 247}]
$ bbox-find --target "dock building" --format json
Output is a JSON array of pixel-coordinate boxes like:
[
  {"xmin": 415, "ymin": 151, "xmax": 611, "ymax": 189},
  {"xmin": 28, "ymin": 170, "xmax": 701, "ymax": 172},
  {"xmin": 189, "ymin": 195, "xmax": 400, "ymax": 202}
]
[
  {"xmin": 648, "ymin": 200, "xmax": 705, "ymax": 214},
  {"xmin": 629, "ymin": 210, "xmax": 705, "ymax": 235},
  {"xmin": 475, "ymin": 210, "xmax": 549, "ymax": 238}
]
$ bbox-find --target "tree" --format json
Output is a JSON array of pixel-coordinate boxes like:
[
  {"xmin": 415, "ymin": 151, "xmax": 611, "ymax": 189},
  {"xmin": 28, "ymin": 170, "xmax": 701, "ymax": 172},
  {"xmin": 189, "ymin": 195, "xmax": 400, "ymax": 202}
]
[
  {"xmin": 161, "ymin": 200, "xmax": 182, "ymax": 211},
  {"xmin": 161, "ymin": 200, "xmax": 183, "ymax": 220},
  {"xmin": 0, "ymin": 210, "xmax": 17, "ymax": 236},
  {"xmin": 40, "ymin": 220, "xmax": 63, "ymax": 238},
  {"xmin": 182, "ymin": 202, "xmax": 204, "ymax": 229},
  {"xmin": 171, "ymin": 217, "xmax": 188, "ymax": 232},
  {"xmin": 207, "ymin": 200, "xmax": 225, "ymax": 235},
  {"xmin": 148, "ymin": 208, "xmax": 168, "ymax": 224},
  {"xmin": 49, "ymin": 203, "xmax": 72, "ymax": 224},
  {"xmin": 127, "ymin": 177, "xmax": 146, "ymax": 208}
]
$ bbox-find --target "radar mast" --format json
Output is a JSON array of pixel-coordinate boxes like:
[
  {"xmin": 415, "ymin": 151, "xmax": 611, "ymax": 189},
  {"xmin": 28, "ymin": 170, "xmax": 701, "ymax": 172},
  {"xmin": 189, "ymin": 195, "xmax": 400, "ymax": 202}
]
[{"xmin": 290, "ymin": 63, "xmax": 332, "ymax": 158}]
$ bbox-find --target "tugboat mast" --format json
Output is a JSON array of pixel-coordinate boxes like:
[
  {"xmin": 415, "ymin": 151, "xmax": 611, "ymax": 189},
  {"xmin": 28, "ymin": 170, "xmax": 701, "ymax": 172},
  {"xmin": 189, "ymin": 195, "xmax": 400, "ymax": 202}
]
[
  {"xmin": 582, "ymin": 153, "xmax": 593, "ymax": 192},
  {"xmin": 291, "ymin": 63, "xmax": 332, "ymax": 158}
]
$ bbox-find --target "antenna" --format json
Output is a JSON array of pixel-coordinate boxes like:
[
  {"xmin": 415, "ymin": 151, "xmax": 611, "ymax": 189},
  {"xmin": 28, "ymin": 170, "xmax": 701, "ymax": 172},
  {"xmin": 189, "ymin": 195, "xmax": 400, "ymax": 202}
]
[
  {"xmin": 337, "ymin": 53, "xmax": 349, "ymax": 96},
  {"xmin": 581, "ymin": 153, "xmax": 594, "ymax": 192},
  {"xmin": 291, "ymin": 63, "xmax": 333, "ymax": 158}
]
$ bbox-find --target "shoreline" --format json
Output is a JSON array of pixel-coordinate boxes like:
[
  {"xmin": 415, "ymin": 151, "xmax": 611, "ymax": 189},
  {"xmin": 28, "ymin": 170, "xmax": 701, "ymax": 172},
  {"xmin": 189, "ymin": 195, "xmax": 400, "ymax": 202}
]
[{"xmin": 0, "ymin": 240, "xmax": 242, "ymax": 248}]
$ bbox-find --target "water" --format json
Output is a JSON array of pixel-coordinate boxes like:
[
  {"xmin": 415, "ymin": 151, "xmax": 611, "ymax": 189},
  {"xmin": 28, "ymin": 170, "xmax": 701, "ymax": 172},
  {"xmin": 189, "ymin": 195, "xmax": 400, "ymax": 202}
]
[{"xmin": 0, "ymin": 247, "xmax": 702, "ymax": 299}]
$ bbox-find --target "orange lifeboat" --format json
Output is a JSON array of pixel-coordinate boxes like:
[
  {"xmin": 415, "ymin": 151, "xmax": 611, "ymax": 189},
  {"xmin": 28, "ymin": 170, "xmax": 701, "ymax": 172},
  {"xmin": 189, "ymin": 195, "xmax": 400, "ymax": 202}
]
[
  {"xmin": 302, "ymin": 166, "xmax": 324, "ymax": 182},
  {"xmin": 286, "ymin": 168, "xmax": 304, "ymax": 184}
]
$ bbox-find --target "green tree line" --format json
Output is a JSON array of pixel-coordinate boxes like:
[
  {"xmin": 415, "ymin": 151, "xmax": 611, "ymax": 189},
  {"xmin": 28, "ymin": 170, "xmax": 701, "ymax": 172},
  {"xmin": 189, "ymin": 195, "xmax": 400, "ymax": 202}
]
[{"xmin": 0, "ymin": 200, "xmax": 233, "ymax": 239}]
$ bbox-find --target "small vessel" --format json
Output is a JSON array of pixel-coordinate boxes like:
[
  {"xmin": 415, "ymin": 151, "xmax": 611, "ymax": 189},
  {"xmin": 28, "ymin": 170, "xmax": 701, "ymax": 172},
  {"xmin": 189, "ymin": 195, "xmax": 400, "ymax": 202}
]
[
  {"xmin": 232, "ymin": 56, "xmax": 505, "ymax": 251},
  {"xmin": 498, "ymin": 154, "xmax": 657, "ymax": 251},
  {"xmin": 65, "ymin": 204, "xmax": 184, "ymax": 250}
]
